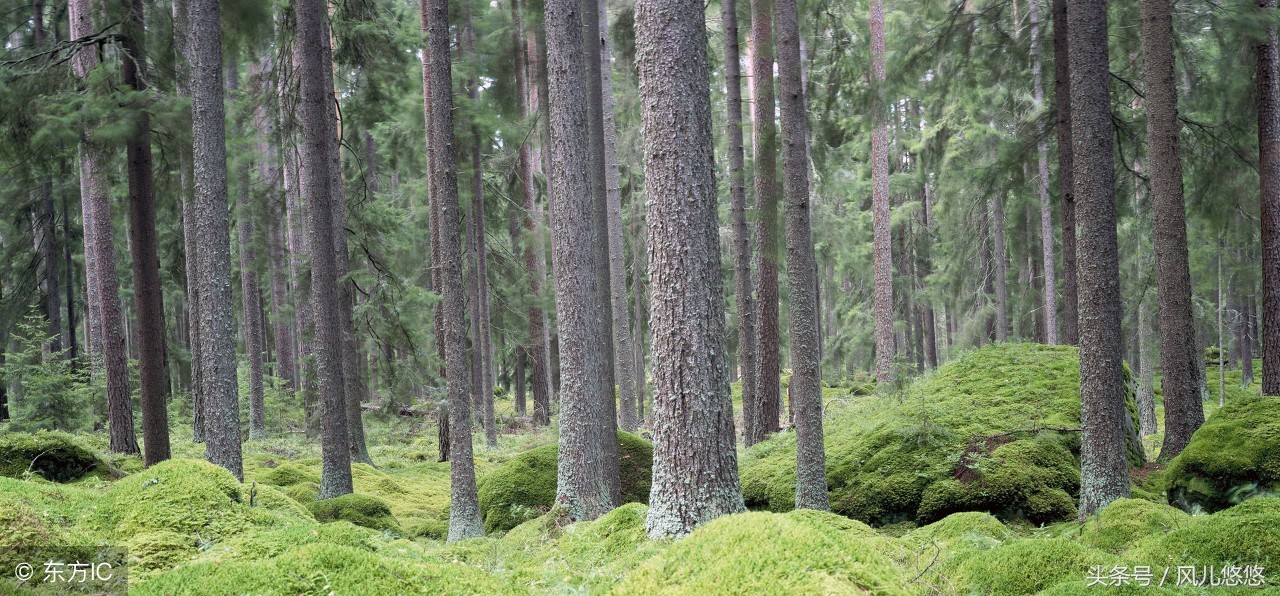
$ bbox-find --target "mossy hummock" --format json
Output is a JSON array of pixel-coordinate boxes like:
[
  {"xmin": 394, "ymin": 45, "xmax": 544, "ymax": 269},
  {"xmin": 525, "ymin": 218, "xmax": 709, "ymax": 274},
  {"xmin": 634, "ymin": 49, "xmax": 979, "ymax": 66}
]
[{"xmin": 1163, "ymin": 395, "xmax": 1280, "ymax": 512}]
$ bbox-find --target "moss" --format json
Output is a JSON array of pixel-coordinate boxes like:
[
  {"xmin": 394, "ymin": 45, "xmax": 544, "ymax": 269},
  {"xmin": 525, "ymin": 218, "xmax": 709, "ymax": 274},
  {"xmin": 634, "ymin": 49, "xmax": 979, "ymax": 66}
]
[
  {"xmin": 478, "ymin": 431, "xmax": 653, "ymax": 533},
  {"xmin": 0, "ymin": 498, "xmax": 68, "ymax": 568},
  {"xmin": 614, "ymin": 511, "xmax": 909, "ymax": 595},
  {"xmin": 283, "ymin": 481, "xmax": 320, "ymax": 504},
  {"xmin": 255, "ymin": 462, "xmax": 320, "ymax": 488},
  {"xmin": 951, "ymin": 537, "xmax": 1117, "ymax": 595},
  {"xmin": 1072, "ymin": 498, "xmax": 1189, "ymax": 553},
  {"xmin": 0, "ymin": 431, "xmax": 119, "ymax": 482},
  {"xmin": 106, "ymin": 458, "xmax": 248, "ymax": 541},
  {"xmin": 244, "ymin": 483, "xmax": 315, "ymax": 522},
  {"xmin": 1164, "ymin": 395, "xmax": 1280, "ymax": 513},
  {"xmin": 742, "ymin": 344, "xmax": 1143, "ymax": 527},
  {"xmin": 124, "ymin": 531, "xmax": 198, "ymax": 577},
  {"xmin": 1127, "ymin": 496, "xmax": 1280, "ymax": 570},
  {"xmin": 214, "ymin": 520, "xmax": 377, "ymax": 562},
  {"xmin": 306, "ymin": 493, "xmax": 402, "ymax": 533}
]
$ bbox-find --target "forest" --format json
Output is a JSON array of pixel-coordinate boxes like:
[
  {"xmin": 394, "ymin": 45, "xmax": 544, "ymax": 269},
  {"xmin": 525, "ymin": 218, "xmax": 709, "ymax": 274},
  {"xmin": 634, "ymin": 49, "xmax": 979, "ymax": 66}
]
[{"xmin": 0, "ymin": 0, "xmax": 1278, "ymax": 592}]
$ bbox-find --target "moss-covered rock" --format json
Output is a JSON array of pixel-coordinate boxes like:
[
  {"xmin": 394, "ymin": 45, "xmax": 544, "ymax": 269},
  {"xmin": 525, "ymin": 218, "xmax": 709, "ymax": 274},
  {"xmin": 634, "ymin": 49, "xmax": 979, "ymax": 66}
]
[
  {"xmin": 951, "ymin": 537, "xmax": 1117, "ymax": 595},
  {"xmin": 105, "ymin": 458, "xmax": 247, "ymax": 540},
  {"xmin": 306, "ymin": 493, "xmax": 402, "ymax": 533},
  {"xmin": 1163, "ymin": 395, "xmax": 1280, "ymax": 513},
  {"xmin": 0, "ymin": 431, "xmax": 119, "ymax": 482},
  {"xmin": 255, "ymin": 462, "xmax": 320, "ymax": 488},
  {"xmin": 477, "ymin": 431, "xmax": 653, "ymax": 533},
  {"xmin": 741, "ymin": 344, "xmax": 1144, "ymax": 527},
  {"xmin": 615, "ymin": 510, "xmax": 908, "ymax": 594},
  {"xmin": 1127, "ymin": 496, "xmax": 1280, "ymax": 571},
  {"xmin": 1073, "ymin": 498, "xmax": 1189, "ymax": 553}
]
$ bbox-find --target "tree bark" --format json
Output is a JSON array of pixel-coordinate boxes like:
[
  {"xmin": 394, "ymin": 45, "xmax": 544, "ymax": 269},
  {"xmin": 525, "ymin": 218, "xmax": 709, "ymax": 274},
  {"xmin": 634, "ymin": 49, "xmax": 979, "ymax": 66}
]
[
  {"xmin": 991, "ymin": 193, "xmax": 1010, "ymax": 342},
  {"xmin": 231, "ymin": 65, "xmax": 267, "ymax": 442},
  {"xmin": 1259, "ymin": 0, "xmax": 1280, "ymax": 396},
  {"xmin": 1142, "ymin": 0, "xmax": 1205, "ymax": 458},
  {"xmin": 636, "ymin": 0, "xmax": 746, "ymax": 537},
  {"xmin": 422, "ymin": 0, "xmax": 483, "ymax": 540},
  {"xmin": 749, "ymin": 0, "xmax": 782, "ymax": 443},
  {"xmin": 1030, "ymin": 0, "xmax": 1059, "ymax": 344},
  {"xmin": 297, "ymin": 0, "xmax": 352, "ymax": 496},
  {"xmin": 1054, "ymin": 0, "xmax": 1079, "ymax": 346},
  {"xmin": 1070, "ymin": 0, "xmax": 1129, "ymax": 519},
  {"xmin": 871, "ymin": 0, "xmax": 895, "ymax": 385},
  {"xmin": 69, "ymin": 0, "xmax": 140, "ymax": 457},
  {"xmin": 1137, "ymin": 296, "xmax": 1158, "ymax": 436},
  {"xmin": 724, "ymin": 0, "xmax": 757, "ymax": 445},
  {"xmin": 259, "ymin": 63, "xmax": 298, "ymax": 394}
]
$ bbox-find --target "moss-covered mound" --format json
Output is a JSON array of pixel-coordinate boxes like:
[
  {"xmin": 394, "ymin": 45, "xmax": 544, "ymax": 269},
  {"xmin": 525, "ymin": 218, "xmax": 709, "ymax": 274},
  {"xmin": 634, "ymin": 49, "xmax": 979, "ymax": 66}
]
[
  {"xmin": 1163, "ymin": 395, "xmax": 1280, "ymax": 513},
  {"xmin": 477, "ymin": 431, "xmax": 653, "ymax": 533},
  {"xmin": 257, "ymin": 462, "xmax": 321, "ymax": 487},
  {"xmin": 740, "ymin": 344, "xmax": 1145, "ymax": 526},
  {"xmin": 951, "ymin": 538, "xmax": 1117, "ymax": 595},
  {"xmin": 306, "ymin": 493, "xmax": 402, "ymax": 533},
  {"xmin": 104, "ymin": 458, "xmax": 249, "ymax": 540},
  {"xmin": 1073, "ymin": 498, "xmax": 1189, "ymax": 553},
  {"xmin": 1127, "ymin": 496, "xmax": 1280, "ymax": 571},
  {"xmin": 0, "ymin": 431, "xmax": 119, "ymax": 482},
  {"xmin": 614, "ymin": 510, "xmax": 909, "ymax": 594}
]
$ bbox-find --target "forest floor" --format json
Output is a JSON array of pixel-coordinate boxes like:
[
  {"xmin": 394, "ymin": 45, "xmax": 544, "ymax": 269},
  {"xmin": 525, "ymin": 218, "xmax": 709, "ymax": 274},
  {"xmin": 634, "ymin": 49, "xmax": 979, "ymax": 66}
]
[{"xmin": 0, "ymin": 343, "xmax": 1277, "ymax": 594}]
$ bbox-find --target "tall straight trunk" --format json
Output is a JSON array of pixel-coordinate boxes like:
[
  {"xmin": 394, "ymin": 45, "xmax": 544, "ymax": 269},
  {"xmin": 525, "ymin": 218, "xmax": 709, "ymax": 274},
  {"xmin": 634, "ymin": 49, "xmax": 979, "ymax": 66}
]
[
  {"xmin": 281, "ymin": 79, "xmax": 319, "ymax": 435},
  {"xmin": 776, "ymin": 0, "xmax": 828, "ymax": 511},
  {"xmin": 1137, "ymin": 295, "xmax": 1158, "ymax": 436},
  {"xmin": 1142, "ymin": 0, "xmax": 1205, "ymax": 458},
  {"xmin": 724, "ymin": 0, "xmax": 757, "ymax": 444},
  {"xmin": 419, "ymin": 5, "xmax": 451, "ymax": 458},
  {"xmin": 1071, "ymin": 0, "xmax": 1129, "ymax": 519},
  {"xmin": 1259, "ymin": 0, "xmax": 1280, "ymax": 395},
  {"xmin": 297, "ymin": 0, "xmax": 352, "ymax": 497},
  {"xmin": 189, "ymin": 0, "xmax": 242, "ymax": 478},
  {"xmin": 546, "ymin": 0, "xmax": 622, "ymax": 521},
  {"xmin": 231, "ymin": 66, "xmax": 267, "ymax": 442},
  {"xmin": 598, "ymin": 0, "xmax": 640, "ymax": 433},
  {"xmin": 70, "ymin": 0, "xmax": 139, "ymax": 456},
  {"xmin": 63, "ymin": 189, "xmax": 78, "ymax": 365},
  {"xmin": 631, "ymin": 197, "xmax": 649, "ymax": 423},
  {"xmin": 31, "ymin": 5, "xmax": 63, "ymax": 359},
  {"xmin": 1054, "ymin": 0, "xmax": 1079, "ymax": 345},
  {"xmin": 871, "ymin": 0, "xmax": 894, "ymax": 385},
  {"xmin": 1237, "ymin": 280, "xmax": 1255, "ymax": 386},
  {"xmin": 1218, "ymin": 243, "xmax": 1227, "ymax": 407},
  {"xmin": 1030, "ymin": 0, "xmax": 1059, "ymax": 344},
  {"xmin": 462, "ymin": 10, "xmax": 497, "ymax": 448},
  {"xmin": 921, "ymin": 184, "xmax": 939, "ymax": 369},
  {"xmin": 173, "ymin": 0, "xmax": 205, "ymax": 441},
  {"xmin": 749, "ymin": 0, "xmax": 782, "ymax": 443},
  {"xmin": 512, "ymin": 5, "xmax": 553, "ymax": 427},
  {"xmin": 636, "ymin": 0, "xmax": 745, "ymax": 537},
  {"xmin": 990, "ymin": 193, "xmax": 1010, "ymax": 342},
  {"xmin": 422, "ymin": 0, "xmax": 484, "ymax": 541},
  {"xmin": 259, "ymin": 65, "xmax": 297, "ymax": 393}
]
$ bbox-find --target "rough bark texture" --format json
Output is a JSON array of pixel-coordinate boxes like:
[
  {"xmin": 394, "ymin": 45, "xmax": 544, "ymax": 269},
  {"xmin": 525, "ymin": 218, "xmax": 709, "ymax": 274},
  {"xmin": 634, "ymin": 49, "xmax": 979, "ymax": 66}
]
[
  {"xmin": 190, "ymin": 0, "xmax": 243, "ymax": 479},
  {"xmin": 298, "ymin": 0, "xmax": 352, "ymax": 497},
  {"xmin": 173, "ymin": 0, "xmax": 204, "ymax": 443},
  {"xmin": 1137, "ymin": 297, "xmax": 1158, "ymax": 436},
  {"xmin": 749, "ymin": 0, "xmax": 782, "ymax": 443},
  {"xmin": 70, "ymin": 0, "xmax": 140, "ymax": 457},
  {"xmin": 280, "ymin": 50, "xmax": 319, "ymax": 435},
  {"xmin": 233, "ymin": 66, "xmax": 267, "ymax": 442},
  {"xmin": 259, "ymin": 65, "xmax": 298, "ymax": 394},
  {"xmin": 636, "ymin": 0, "xmax": 746, "ymax": 537},
  {"xmin": 1260, "ymin": 0, "xmax": 1280, "ymax": 396},
  {"xmin": 597, "ymin": 0, "xmax": 640, "ymax": 433},
  {"xmin": 31, "ymin": 5, "xmax": 63, "ymax": 361},
  {"xmin": 1142, "ymin": 0, "xmax": 1205, "ymax": 457},
  {"xmin": 546, "ymin": 0, "xmax": 622, "ymax": 521},
  {"xmin": 1070, "ymin": 0, "xmax": 1129, "ymax": 519},
  {"xmin": 775, "ymin": 0, "xmax": 828, "ymax": 511},
  {"xmin": 991, "ymin": 193, "xmax": 1009, "ymax": 342},
  {"xmin": 871, "ymin": 0, "xmax": 895, "ymax": 385},
  {"xmin": 1054, "ymin": 0, "xmax": 1079, "ymax": 346},
  {"xmin": 723, "ymin": 0, "xmax": 757, "ymax": 445},
  {"xmin": 1030, "ymin": 0, "xmax": 1059, "ymax": 344}
]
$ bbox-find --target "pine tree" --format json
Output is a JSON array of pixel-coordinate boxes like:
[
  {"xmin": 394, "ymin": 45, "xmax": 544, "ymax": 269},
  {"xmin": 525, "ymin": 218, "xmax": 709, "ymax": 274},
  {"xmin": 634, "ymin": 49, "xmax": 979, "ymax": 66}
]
[
  {"xmin": 871, "ymin": 0, "xmax": 895, "ymax": 384},
  {"xmin": 1259, "ymin": 0, "xmax": 1280, "ymax": 396},
  {"xmin": 1054, "ymin": 0, "xmax": 1080, "ymax": 346},
  {"xmin": 749, "ymin": 0, "xmax": 782, "ymax": 443}
]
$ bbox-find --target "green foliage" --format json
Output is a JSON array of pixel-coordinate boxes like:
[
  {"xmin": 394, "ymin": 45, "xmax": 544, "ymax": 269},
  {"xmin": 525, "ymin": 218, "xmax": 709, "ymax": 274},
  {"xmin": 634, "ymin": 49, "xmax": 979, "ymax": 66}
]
[
  {"xmin": 1163, "ymin": 396, "xmax": 1280, "ymax": 512},
  {"xmin": 0, "ymin": 430, "xmax": 118, "ymax": 482},
  {"xmin": 477, "ymin": 431, "xmax": 653, "ymax": 533},
  {"xmin": 614, "ymin": 510, "xmax": 910, "ymax": 595},
  {"xmin": 1, "ymin": 315, "xmax": 96, "ymax": 433},
  {"xmin": 741, "ymin": 344, "xmax": 1143, "ymax": 526},
  {"xmin": 306, "ymin": 493, "xmax": 402, "ymax": 533}
]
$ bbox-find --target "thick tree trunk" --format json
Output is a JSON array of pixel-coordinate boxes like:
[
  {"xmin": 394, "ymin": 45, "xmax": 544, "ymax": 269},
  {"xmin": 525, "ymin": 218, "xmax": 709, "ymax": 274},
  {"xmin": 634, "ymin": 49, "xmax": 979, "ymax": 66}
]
[
  {"xmin": 776, "ymin": 0, "xmax": 828, "ymax": 511},
  {"xmin": 297, "ymin": 0, "xmax": 352, "ymax": 496},
  {"xmin": 724, "ymin": 0, "xmax": 757, "ymax": 444},
  {"xmin": 1071, "ymin": 0, "xmax": 1129, "ymax": 518},
  {"xmin": 189, "ymin": 0, "xmax": 243, "ymax": 479},
  {"xmin": 231, "ymin": 65, "xmax": 267, "ymax": 442},
  {"xmin": 70, "ymin": 0, "xmax": 140, "ymax": 457},
  {"xmin": 991, "ymin": 193, "xmax": 1010, "ymax": 342},
  {"xmin": 636, "ymin": 0, "xmax": 746, "ymax": 537},
  {"xmin": 1054, "ymin": 0, "xmax": 1079, "ymax": 346},
  {"xmin": 871, "ymin": 0, "xmax": 895, "ymax": 385},
  {"xmin": 1259, "ymin": 0, "xmax": 1280, "ymax": 396},
  {"xmin": 1030, "ymin": 0, "xmax": 1059, "ymax": 344},
  {"xmin": 422, "ymin": 0, "xmax": 484, "ymax": 541},
  {"xmin": 749, "ymin": 0, "xmax": 782, "ymax": 443},
  {"xmin": 1142, "ymin": 0, "xmax": 1205, "ymax": 458}
]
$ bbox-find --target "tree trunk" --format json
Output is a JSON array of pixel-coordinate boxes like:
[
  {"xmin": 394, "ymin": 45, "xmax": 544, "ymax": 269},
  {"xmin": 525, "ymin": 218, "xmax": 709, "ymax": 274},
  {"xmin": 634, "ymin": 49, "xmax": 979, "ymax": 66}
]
[
  {"xmin": 1238, "ymin": 282, "xmax": 1255, "ymax": 386},
  {"xmin": 422, "ymin": 0, "xmax": 484, "ymax": 540},
  {"xmin": 636, "ymin": 0, "xmax": 746, "ymax": 537},
  {"xmin": 991, "ymin": 193, "xmax": 1010, "ymax": 342},
  {"xmin": 259, "ymin": 65, "xmax": 298, "ymax": 394},
  {"xmin": 749, "ymin": 0, "xmax": 782, "ymax": 443},
  {"xmin": 174, "ymin": 0, "xmax": 205, "ymax": 443},
  {"xmin": 63, "ymin": 188, "xmax": 78, "ymax": 366},
  {"xmin": 724, "ymin": 0, "xmax": 757, "ymax": 446},
  {"xmin": 1071, "ymin": 0, "xmax": 1129, "ymax": 519},
  {"xmin": 297, "ymin": 0, "xmax": 352, "ymax": 496},
  {"xmin": 871, "ymin": 0, "xmax": 895, "ymax": 385},
  {"xmin": 31, "ymin": 5, "xmax": 64, "ymax": 362},
  {"xmin": 1137, "ymin": 296, "xmax": 1158, "ymax": 436},
  {"xmin": 1142, "ymin": 0, "xmax": 1205, "ymax": 459},
  {"xmin": 1259, "ymin": 0, "xmax": 1280, "ymax": 396},
  {"xmin": 69, "ymin": 0, "xmax": 140, "ymax": 457},
  {"xmin": 1030, "ymin": 0, "xmax": 1059, "ymax": 344},
  {"xmin": 1054, "ymin": 0, "xmax": 1079, "ymax": 346},
  {"xmin": 631, "ymin": 193, "xmax": 649, "ymax": 424},
  {"xmin": 231, "ymin": 65, "xmax": 267, "ymax": 442}
]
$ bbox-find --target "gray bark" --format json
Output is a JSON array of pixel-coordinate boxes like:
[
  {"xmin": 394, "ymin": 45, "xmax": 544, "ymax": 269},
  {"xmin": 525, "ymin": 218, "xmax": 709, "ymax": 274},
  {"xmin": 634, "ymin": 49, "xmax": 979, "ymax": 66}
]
[
  {"xmin": 749, "ymin": 0, "xmax": 782, "ymax": 443},
  {"xmin": 991, "ymin": 193, "xmax": 1009, "ymax": 342},
  {"xmin": 1054, "ymin": 0, "xmax": 1079, "ymax": 345},
  {"xmin": 1030, "ymin": 0, "xmax": 1059, "ymax": 344},
  {"xmin": 871, "ymin": 0, "xmax": 894, "ymax": 385},
  {"xmin": 1257, "ymin": 0, "xmax": 1280, "ymax": 395},
  {"xmin": 232, "ymin": 65, "xmax": 267, "ymax": 442}
]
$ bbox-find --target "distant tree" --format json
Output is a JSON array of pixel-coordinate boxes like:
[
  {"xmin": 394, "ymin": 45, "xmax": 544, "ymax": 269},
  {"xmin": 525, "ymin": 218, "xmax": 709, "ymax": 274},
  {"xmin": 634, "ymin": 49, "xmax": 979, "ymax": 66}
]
[
  {"xmin": 750, "ymin": 0, "xmax": 782, "ymax": 443},
  {"xmin": 1053, "ymin": 0, "xmax": 1079, "ymax": 346}
]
